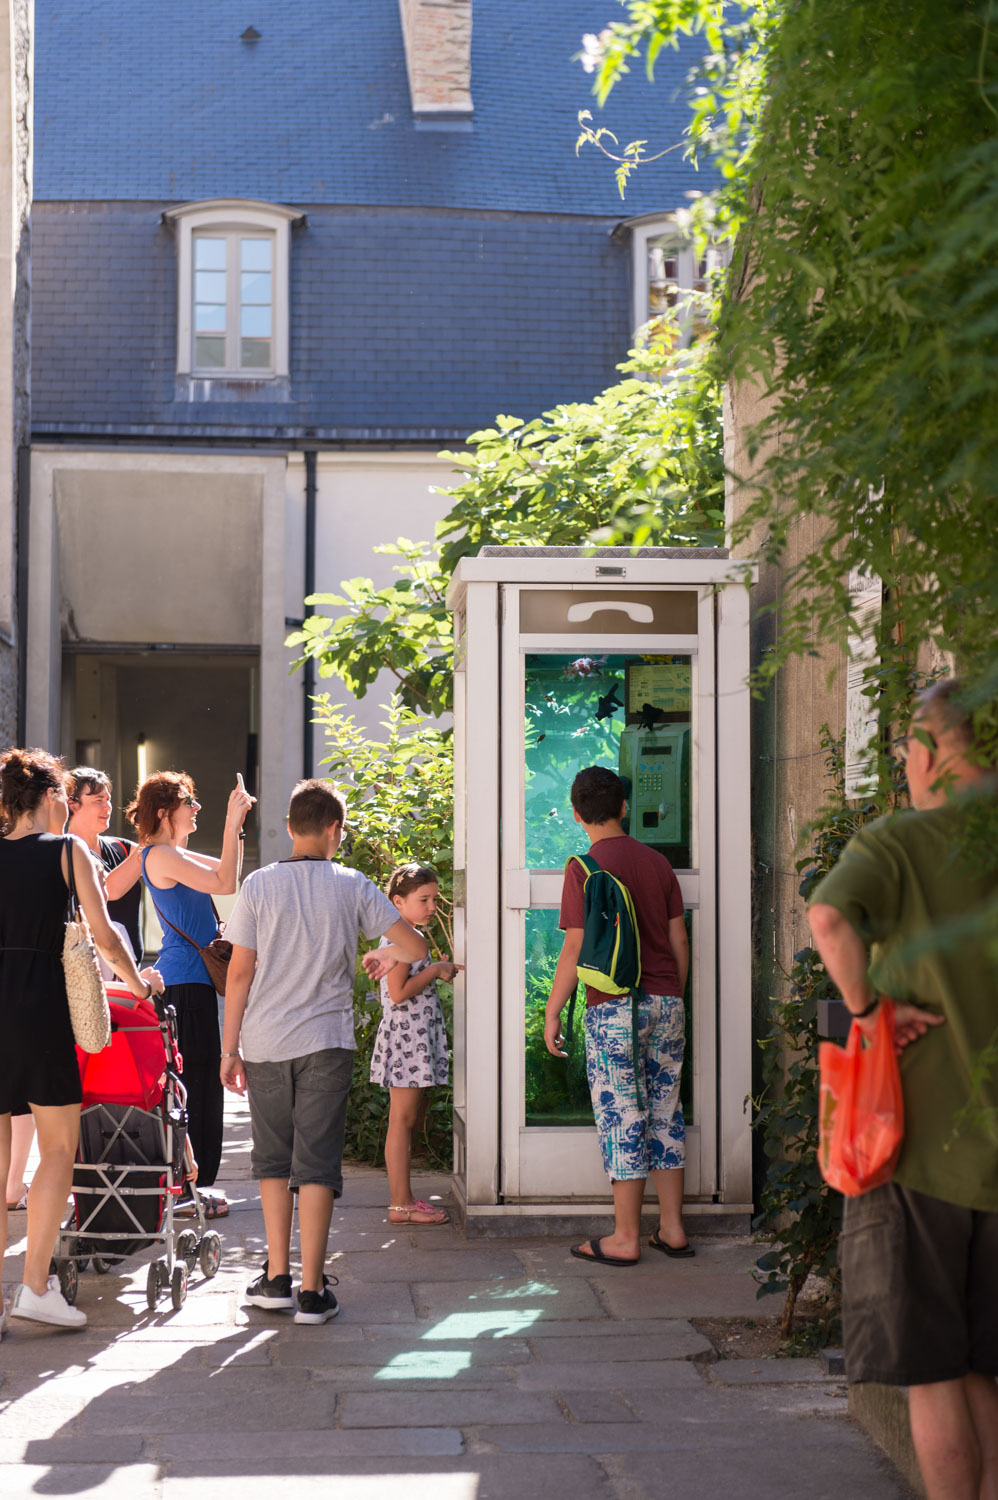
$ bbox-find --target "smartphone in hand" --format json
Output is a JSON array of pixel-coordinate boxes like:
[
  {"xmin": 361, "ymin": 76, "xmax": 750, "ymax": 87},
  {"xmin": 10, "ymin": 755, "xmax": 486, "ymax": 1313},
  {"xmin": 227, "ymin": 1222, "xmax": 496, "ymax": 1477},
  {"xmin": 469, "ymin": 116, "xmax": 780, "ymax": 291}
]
[{"xmin": 236, "ymin": 773, "xmax": 245, "ymax": 791}]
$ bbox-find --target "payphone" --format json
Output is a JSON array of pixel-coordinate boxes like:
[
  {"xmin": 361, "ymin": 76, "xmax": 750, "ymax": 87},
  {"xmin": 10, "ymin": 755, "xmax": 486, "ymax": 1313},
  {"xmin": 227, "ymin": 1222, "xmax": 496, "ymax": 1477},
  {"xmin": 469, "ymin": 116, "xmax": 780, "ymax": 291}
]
[
  {"xmin": 447, "ymin": 547, "xmax": 755, "ymax": 1230},
  {"xmin": 618, "ymin": 657, "xmax": 691, "ymax": 857}
]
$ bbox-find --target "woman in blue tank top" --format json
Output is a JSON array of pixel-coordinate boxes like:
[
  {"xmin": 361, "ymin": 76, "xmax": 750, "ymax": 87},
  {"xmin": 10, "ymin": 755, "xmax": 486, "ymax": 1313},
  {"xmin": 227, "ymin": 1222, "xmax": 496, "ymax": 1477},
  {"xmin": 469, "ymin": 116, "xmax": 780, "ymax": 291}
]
[{"xmin": 130, "ymin": 771, "xmax": 253, "ymax": 1209}]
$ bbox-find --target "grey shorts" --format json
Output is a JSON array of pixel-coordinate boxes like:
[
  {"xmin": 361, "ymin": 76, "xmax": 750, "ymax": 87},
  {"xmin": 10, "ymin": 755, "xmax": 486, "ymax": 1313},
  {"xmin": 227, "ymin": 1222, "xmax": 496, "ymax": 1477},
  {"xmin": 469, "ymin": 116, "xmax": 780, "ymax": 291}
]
[
  {"xmin": 840, "ymin": 1181, "xmax": 998, "ymax": 1386},
  {"xmin": 244, "ymin": 1047, "xmax": 354, "ymax": 1196}
]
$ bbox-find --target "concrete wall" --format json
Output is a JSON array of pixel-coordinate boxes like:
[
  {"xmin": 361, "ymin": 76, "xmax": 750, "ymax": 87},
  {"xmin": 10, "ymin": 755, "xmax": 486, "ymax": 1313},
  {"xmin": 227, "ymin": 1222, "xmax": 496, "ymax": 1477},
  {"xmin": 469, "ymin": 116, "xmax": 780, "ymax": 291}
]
[
  {"xmin": 723, "ymin": 375, "xmax": 847, "ymax": 1081},
  {"xmin": 288, "ymin": 449, "xmax": 459, "ymax": 756}
]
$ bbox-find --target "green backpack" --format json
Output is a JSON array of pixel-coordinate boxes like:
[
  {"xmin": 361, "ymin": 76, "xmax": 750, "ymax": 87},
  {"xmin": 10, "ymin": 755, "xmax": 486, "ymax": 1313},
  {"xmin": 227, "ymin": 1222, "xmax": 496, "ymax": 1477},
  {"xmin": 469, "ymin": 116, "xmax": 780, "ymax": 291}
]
[
  {"xmin": 566, "ymin": 854, "xmax": 641, "ymax": 996},
  {"xmin": 565, "ymin": 854, "xmax": 644, "ymax": 1105}
]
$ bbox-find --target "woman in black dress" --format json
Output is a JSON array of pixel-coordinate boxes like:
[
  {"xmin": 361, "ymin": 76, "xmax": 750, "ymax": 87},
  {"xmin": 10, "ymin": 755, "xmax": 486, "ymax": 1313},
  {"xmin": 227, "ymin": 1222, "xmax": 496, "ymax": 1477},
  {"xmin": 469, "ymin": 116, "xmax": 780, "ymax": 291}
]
[{"xmin": 0, "ymin": 749, "xmax": 164, "ymax": 1335}]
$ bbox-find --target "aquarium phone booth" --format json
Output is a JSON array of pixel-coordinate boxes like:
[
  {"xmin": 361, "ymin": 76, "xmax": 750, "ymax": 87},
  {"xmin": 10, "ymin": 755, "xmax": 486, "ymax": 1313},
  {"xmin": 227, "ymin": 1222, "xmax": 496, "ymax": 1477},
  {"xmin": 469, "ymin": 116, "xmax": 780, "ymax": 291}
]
[{"xmin": 447, "ymin": 548, "xmax": 756, "ymax": 1233}]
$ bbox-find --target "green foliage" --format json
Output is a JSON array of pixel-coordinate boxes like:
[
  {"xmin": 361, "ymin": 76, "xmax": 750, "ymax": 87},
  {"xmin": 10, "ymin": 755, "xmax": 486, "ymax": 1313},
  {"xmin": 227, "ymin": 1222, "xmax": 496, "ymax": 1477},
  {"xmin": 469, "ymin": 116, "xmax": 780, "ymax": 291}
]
[
  {"xmin": 314, "ymin": 696, "xmax": 456, "ymax": 1169},
  {"xmin": 524, "ymin": 934, "xmax": 592, "ymax": 1125},
  {"xmin": 588, "ymin": 0, "xmax": 998, "ymax": 740},
  {"xmin": 752, "ymin": 946, "xmax": 841, "ymax": 1340},
  {"xmin": 288, "ymin": 337, "xmax": 725, "ymax": 718},
  {"xmin": 288, "ymin": 540, "xmax": 453, "ymax": 720}
]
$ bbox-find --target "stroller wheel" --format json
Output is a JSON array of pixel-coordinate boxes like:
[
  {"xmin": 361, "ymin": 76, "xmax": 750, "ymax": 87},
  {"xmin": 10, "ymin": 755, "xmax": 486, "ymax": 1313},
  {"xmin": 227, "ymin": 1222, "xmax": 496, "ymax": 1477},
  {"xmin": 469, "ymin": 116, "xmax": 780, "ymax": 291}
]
[
  {"xmin": 77, "ymin": 1257, "xmax": 91, "ymax": 1274},
  {"xmin": 56, "ymin": 1258, "xmax": 79, "ymax": 1306},
  {"xmin": 176, "ymin": 1228, "xmax": 198, "ymax": 1270},
  {"xmin": 199, "ymin": 1231, "xmax": 222, "ymax": 1279},
  {"xmin": 170, "ymin": 1261, "xmax": 189, "ymax": 1311},
  {"xmin": 92, "ymin": 1255, "xmax": 123, "ymax": 1275},
  {"xmin": 146, "ymin": 1261, "xmax": 162, "ymax": 1309}
]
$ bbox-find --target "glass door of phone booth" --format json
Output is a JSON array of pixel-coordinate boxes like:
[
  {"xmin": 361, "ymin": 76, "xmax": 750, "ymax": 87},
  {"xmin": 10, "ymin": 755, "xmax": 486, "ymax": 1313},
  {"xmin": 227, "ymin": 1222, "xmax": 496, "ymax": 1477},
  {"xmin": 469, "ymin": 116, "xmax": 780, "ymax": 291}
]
[{"xmin": 500, "ymin": 584, "xmax": 717, "ymax": 1202}]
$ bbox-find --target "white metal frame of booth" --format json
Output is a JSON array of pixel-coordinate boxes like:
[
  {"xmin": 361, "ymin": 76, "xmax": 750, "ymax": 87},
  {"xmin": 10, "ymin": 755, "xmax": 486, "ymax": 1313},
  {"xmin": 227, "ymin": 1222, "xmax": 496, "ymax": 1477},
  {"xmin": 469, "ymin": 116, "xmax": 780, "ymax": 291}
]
[{"xmin": 447, "ymin": 548, "xmax": 756, "ymax": 1231}]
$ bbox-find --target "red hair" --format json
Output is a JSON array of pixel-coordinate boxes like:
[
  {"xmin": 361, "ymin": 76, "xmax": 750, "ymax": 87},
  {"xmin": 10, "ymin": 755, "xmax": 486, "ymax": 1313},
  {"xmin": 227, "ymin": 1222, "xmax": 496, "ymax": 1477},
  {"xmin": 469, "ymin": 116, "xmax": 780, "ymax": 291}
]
[{"xmin": 125, "ymin": 771, "xmax": 196, "ymax": 842}]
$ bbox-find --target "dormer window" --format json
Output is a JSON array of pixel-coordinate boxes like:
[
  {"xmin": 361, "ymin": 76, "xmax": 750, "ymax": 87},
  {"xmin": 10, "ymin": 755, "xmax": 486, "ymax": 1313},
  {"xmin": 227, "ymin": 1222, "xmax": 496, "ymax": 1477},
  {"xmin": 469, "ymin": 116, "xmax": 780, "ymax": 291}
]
[
  {"xmin": 629, "ymin": 214, "xmax": 727, "ymax": 350},
  {"xmin": 164, "ymin": 199, "xmax": 303, "ymax": 380}
]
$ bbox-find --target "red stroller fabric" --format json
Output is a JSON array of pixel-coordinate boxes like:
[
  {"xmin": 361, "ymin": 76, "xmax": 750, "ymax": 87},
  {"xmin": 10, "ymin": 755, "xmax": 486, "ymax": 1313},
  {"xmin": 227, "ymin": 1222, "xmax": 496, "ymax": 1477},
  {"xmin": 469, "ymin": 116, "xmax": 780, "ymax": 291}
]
[{"xmin": 76, "ymin": 986, "xmax": 168, "ymax": 1111}]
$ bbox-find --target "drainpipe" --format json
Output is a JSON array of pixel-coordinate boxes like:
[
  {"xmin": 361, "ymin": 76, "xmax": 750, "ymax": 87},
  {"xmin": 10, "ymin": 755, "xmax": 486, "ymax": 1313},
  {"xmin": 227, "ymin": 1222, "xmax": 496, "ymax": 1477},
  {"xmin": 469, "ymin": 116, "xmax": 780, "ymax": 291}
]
[
  {"xmin": 16, "ymin": 446, "xmax": 30, "ymax": 746},
  {"xmin": 303, "ymin": 450, "xmax": 317, "ymax": 778}
]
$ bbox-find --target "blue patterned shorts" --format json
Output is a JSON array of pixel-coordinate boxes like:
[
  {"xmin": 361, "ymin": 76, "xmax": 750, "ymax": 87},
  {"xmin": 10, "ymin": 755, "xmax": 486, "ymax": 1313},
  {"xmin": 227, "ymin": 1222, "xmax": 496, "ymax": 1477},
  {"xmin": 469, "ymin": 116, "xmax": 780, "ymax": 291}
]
[{"xmin": 583, "ymin": 993, "xmax": 686, "ymax": 1181}]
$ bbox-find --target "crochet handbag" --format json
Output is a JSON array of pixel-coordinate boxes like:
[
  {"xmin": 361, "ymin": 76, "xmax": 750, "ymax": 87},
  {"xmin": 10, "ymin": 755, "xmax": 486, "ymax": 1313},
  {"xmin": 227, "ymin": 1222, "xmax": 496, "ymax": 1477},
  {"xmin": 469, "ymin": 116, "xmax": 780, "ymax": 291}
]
[{"xmin": 62, "ymin": 836, "xmax": 112, "ymax": 1053}]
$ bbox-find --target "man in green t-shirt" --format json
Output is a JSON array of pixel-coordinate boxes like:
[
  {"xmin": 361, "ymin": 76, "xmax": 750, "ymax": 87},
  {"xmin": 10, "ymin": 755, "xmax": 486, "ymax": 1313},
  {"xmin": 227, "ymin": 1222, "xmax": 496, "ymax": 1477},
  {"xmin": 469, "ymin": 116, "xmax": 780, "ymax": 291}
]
[{"xmin": 809, "ymin": 679, "xmax": 998, "ymax": 1500}]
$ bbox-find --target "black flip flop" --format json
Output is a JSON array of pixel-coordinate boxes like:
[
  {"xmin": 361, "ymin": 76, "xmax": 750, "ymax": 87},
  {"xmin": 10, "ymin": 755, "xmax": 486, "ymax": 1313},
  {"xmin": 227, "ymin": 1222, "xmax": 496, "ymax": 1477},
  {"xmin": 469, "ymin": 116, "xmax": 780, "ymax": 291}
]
[
  {"xmin": 649, "ymin": 1230, "xmax": 695, "ymax": 1258},
  {"xmin": 570, "ymin": 1238, "xmax": 640, "ymax": 1268}
]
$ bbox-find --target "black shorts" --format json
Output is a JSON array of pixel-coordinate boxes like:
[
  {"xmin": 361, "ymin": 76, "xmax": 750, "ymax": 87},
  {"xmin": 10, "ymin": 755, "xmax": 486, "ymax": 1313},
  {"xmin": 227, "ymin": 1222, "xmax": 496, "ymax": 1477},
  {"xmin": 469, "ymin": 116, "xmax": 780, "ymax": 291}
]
[
  {"xmin": 244, "ymin": 1048, "xmax": 354, "ymax": 1196},
  {"xmin": 840, "ymin": 1181, "xmax": 998, "ymax": 1386}
]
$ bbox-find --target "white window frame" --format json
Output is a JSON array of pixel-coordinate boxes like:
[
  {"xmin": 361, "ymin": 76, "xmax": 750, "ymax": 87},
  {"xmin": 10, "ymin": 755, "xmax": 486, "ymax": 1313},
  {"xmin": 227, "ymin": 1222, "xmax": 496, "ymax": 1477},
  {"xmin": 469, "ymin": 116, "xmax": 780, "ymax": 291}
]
[
  {"xmin": 164, "ymin": 199, "xmax": 302, "ymax": 379},
  {"xmin": 628, "ymin": 212, "xmax": 728, "ymax": 350}
]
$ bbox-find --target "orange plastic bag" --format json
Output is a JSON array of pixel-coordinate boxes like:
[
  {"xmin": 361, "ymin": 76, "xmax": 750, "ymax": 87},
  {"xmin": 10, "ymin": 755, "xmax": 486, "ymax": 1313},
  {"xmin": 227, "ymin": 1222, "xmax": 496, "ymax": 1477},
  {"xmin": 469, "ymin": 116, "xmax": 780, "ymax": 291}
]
[{"xmin": 818, "ymin": 1000, "xmax": 904, "ymax": 1196}]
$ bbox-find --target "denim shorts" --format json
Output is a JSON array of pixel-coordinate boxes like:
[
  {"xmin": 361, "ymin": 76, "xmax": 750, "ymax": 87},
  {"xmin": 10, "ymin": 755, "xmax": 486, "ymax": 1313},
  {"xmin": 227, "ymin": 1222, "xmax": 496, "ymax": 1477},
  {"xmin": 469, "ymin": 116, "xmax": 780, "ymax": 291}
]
[
  {"xmin": 583, "ymin": 993, "xmax": 686, "ymax": 1182},
  {"xmin": 840, "ymin": 1181, "xmax": 998, "ymax": 1385},
  {"xmin": 244, "ymin": 1047, "xmax": 354, "ymax": 1196}
]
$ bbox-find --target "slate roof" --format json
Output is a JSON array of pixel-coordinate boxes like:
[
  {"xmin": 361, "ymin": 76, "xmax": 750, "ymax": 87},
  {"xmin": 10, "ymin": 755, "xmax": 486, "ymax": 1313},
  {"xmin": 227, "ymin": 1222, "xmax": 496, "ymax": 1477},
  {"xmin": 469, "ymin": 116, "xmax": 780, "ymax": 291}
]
[{"xmin": 35, "ymin": 0, "xmax": 710, "ymax": 216}]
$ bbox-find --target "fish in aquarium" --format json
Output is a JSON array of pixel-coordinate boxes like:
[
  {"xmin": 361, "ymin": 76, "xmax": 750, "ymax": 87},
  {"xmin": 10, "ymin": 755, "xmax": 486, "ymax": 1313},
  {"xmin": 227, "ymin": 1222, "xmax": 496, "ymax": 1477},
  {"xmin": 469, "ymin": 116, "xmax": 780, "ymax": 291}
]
[
  {"xmin": 639, "ymin": 701, "xmax": 665, "ymax": 731},
  {"xmin": 563, "ymin": 655, "xmax": 607, "ymax": 678},
  {"xmin": 595, "ymin": 684, "xmax": 623, "ymax": 721}
]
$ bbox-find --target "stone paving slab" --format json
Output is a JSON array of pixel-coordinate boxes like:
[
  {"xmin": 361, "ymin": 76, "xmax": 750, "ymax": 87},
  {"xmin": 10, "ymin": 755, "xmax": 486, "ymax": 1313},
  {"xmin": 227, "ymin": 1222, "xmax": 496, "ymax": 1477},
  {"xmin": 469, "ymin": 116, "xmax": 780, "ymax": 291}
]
[
  {"xmin": 148, "ymin": 1428, "xmax": 466, "ymax": 1461},
  {"xmin": 513, "ymin": 1358, "xmax": 705, "ymax": 1392},
  {"xmin": 708, "ymin": 1356, "xmax": 837, "ymax": 1385},
  {"xmin": 616, "ymin": 1441, "xmax": 909, "ymax": 1498},
  {"xmin": 158, "ymin": 1455, "xmax": 612, "ymax": 1500},
  {"xmin": 409, "ymin": 1276, "xmax": 606, "ymax": 1322},
  {"xmin": 0, "ymin": 1095, "xmax": 909, "ymax": 1499},
  {"xmin": 593, "ymin": 1265, "xmax": 768, "ymax": 1319},
  {"xmin": 338, "ymin": 1389, "xmax": 565, "ymax": 1427},
  {"xmin": 527, "ymin": 1326, "xmax": 712, "ymax": 1361}
]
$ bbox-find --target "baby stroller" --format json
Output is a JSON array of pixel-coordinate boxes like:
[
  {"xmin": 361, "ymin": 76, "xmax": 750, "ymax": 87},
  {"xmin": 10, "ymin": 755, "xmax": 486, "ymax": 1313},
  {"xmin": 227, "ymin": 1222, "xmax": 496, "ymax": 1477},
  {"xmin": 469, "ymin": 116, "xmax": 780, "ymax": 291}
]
[{"xmin": 53, "ymin": 985, "xmax": 223, "ymax": 1311}]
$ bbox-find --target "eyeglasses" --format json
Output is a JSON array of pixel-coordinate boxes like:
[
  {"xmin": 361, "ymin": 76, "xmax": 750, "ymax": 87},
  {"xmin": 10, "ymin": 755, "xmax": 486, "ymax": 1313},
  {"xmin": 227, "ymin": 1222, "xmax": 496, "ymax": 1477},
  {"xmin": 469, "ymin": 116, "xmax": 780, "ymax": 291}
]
[{"xmin": 180, "ymin": 794, "xmax": 198, "ymax": 808}]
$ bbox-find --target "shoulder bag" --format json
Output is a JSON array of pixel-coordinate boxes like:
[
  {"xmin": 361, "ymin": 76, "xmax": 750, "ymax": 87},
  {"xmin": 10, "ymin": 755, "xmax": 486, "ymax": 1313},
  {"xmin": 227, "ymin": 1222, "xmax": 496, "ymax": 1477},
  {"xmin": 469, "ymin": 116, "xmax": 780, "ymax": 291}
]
[
  {"xmin": 62, "ymin": 836, "xmax": 112, "ymax": 1053},
  {"xmin": 146, "ymin": 885, "xmax": 232, "ymax": 995}
]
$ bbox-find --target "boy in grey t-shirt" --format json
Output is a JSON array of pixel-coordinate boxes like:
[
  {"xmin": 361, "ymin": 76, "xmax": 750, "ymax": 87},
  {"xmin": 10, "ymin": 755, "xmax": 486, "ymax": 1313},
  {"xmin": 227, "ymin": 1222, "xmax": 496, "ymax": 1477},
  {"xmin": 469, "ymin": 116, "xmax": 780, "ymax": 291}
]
[{"xmin": 221, "ymin": 779, "xmax": 427, "ymax": 1325}]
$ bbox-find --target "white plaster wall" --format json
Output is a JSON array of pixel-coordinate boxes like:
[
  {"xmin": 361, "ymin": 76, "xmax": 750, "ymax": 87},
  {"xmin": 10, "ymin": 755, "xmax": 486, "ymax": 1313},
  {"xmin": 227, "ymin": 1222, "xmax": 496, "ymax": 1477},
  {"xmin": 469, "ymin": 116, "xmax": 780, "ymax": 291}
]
[{"xmin": 287, "ymin": 451, "xmax": 459, "ymax": 755}]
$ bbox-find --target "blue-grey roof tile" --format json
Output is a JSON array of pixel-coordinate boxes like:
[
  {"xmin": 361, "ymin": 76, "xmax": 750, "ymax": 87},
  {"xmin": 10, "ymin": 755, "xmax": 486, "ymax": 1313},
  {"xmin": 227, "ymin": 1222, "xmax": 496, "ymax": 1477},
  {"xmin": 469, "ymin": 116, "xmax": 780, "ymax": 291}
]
[{"xmin": 35, "ymin": 0, "xmax": 710, "ymax": 216}]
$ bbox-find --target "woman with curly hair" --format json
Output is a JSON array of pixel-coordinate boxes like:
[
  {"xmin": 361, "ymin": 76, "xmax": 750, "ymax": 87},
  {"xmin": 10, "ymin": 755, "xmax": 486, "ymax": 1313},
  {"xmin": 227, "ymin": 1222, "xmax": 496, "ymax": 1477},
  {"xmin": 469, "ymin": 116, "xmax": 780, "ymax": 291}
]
[
  {"xmin": 0, "ymin": 748, "xmax": 164, "ymax": 1335},
  {"xmin": 129, "ymin": 771, "xmax": 253, "ymax": 1216}
]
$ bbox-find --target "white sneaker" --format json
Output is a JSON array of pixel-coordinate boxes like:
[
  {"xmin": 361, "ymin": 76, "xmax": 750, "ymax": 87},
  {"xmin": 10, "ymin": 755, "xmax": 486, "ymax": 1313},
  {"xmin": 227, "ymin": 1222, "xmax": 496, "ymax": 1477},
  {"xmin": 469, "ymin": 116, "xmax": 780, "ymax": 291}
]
[{"xmin": 10, "ymin": 1277, "xmax": 87, "ymax": 1329}]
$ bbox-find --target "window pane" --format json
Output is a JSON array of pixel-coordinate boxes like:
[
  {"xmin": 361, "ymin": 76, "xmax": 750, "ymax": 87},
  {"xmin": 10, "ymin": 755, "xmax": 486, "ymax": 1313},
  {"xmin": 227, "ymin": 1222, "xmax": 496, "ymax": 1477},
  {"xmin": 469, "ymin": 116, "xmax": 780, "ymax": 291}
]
[
  {"xmin": 195, "ymin": 270, "xmax": 228, "ymax": 304},
  {"xmin": 194, "ymin": 335, "xmax": 226, "ymax": 368},
  {"xmin": 194, "ymin": 237, "xmax": 226, "ymax": 270},
  {"xmin": 240, "ymin": 304, "xmax": 272, "ymax": 338},
  {"xmin": 194, "ymin": 303, "xmax": 226, "ymax": 333},
  {"xmin": 241, "ymin": 237, "xmax": 272, "ymax": 271},
  {"xmin": 240, "ymin": 337, "xmax": 271, "ymax": 368},
  {"xmin": 524, "ymin": 653, "xmax": 691, "ymax": 870},
  {"xmin": 241, "ymin": 271, "xmax": 272, "ymax": 304}
]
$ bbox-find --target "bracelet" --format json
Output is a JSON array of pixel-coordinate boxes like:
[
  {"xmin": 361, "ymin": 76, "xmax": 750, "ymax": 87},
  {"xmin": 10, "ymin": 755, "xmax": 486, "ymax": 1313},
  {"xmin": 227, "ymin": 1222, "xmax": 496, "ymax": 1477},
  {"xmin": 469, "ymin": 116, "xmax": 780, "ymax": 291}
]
[
  {"xmin": 238, "ymin": 830, "xmax": 246, "ymax": 841},
  {"xmin": 221, "ymin": 1052, "xmax": 240, "ymax": 1059},
  {"xmin": 143, "ymin": 981, "xmax": 153, "ymax": 999},
  {"xmin": 850, "ymin": 995, "xmax": 881, "ymax": 1019}
]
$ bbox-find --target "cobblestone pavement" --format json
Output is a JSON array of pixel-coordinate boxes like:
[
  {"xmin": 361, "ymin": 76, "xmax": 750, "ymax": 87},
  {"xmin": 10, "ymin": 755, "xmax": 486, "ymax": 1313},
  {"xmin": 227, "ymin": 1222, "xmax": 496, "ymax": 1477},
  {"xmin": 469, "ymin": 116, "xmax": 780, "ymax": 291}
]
[{"xmin": 0, "ymin": 1097, "xmax": 911, "ymax": 1499}]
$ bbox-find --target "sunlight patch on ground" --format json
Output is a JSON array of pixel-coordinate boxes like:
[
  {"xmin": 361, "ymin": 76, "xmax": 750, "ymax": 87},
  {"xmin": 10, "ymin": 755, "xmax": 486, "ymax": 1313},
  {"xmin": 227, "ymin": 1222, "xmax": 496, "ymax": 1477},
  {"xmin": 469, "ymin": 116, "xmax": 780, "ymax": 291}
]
[
  {"xmin": 421, "ymin": 1310, "xmax": 541, "ymax": 1341},
  {"xmin": 167, "ymin": 1475, "xmax": 479, "ymax": 1498},
  {"xmin": 375, "ymin": 1349, "xmax": 473, "ymax": 1380},
  {"xmin": 468, "ymin": 1280, "xmax": 557, "ymax": 1301}
]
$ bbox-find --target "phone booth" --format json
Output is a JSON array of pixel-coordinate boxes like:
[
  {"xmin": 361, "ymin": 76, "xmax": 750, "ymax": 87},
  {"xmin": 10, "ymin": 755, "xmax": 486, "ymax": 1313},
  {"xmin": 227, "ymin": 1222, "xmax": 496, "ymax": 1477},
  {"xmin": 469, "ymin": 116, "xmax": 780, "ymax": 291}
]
[{"xmin": 447, "ymin": 547, "xmax": 756, "ymax": 1232}]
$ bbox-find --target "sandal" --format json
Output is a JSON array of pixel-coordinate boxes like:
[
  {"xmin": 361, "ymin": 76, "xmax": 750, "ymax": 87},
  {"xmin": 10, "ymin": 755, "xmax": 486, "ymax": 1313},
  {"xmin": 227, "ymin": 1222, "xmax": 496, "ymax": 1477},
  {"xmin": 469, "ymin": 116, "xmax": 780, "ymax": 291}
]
[
  {"xmin": 199, "ymin": 1193, "xmax": 229, "ymax": 1220},
  {"xmin": 5, "ymin": 1191, "xmax": 27, "ymax": 1211},
  {"xmin": 388, "ymin": 1200, "xmax": 449, "ymax": 1225}
]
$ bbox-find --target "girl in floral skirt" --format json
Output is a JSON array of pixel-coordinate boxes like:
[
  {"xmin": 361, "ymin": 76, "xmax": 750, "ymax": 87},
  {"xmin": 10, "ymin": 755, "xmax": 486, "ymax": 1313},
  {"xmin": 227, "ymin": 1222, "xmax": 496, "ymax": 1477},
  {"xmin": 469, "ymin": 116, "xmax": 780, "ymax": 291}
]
[{"xmin": 371, "ymin": 864, "xmax": 460, "ymax": 1225}]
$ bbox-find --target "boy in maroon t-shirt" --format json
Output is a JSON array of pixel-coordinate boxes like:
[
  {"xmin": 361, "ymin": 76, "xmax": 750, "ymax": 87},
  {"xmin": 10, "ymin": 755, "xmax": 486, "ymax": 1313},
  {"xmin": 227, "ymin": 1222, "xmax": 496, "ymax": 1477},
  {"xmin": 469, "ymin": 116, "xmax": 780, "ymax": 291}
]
[{"xmin": 544, "ymin": 766, "xmax": 690, "ymax": 1266}]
